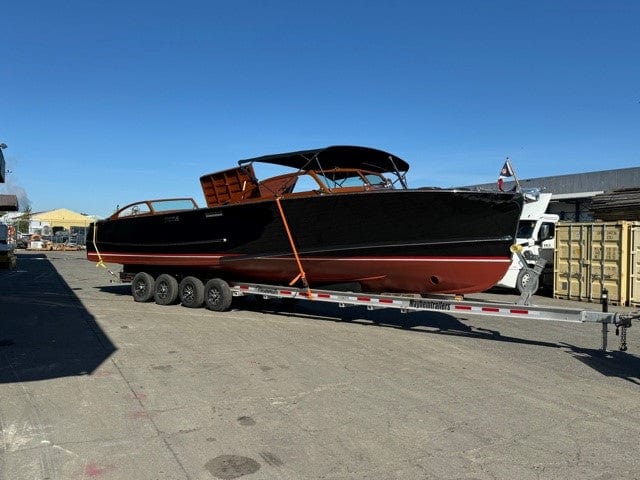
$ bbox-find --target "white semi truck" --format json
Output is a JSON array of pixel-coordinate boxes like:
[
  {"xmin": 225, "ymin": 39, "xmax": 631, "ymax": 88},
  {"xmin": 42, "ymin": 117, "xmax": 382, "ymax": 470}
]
[{"xmin": 496, "ymin": 193, "xmax": 559, "ymax": 294}]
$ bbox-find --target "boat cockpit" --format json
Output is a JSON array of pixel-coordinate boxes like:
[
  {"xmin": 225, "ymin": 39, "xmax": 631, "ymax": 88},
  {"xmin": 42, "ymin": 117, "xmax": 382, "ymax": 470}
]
[
  {"xmin": 199, "ymin": 166, "xmax": 398, "ymax": 208},
  {"xmin": 110, "ymin": 146, "xmax": 410, "ymax": 214},
  {"xmin": 199, "ymin": 146, "xmax": 409, "ymax": 208},
  {"xmin": 110, "ymin": 198, "xmax": 198, "ymax": 220}
]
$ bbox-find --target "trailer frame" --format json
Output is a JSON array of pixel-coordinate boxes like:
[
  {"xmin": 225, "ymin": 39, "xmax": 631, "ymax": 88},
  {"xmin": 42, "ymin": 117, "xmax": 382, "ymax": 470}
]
[
  {"xmin": 118, "ymin": 269, "xmax": 637, "ymax": 353},
  {"xmin": 227, "ymin": 281, "xmax": 636, "ymax": 352}
]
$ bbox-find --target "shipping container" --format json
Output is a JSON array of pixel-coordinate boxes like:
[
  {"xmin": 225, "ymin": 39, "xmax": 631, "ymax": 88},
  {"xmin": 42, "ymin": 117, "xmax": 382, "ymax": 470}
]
[
  {"xmin": 629, "ymin": 224, "xmax": 640, "ymax": 306},
  {"xmin": 554, "ymin": 222, "xmax": 637, "ymax": 305}
]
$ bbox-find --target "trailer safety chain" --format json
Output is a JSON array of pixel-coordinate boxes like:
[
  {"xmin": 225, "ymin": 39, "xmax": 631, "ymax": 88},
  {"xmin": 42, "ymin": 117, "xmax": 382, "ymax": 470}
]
[
  {"xmin": 275, "ymin": 197, "xmax": 312, "ymax": 297},
  {"xmin": 615, "ymin": 317, "xmax": 631, "ymax": 352},
  {"xmin": 91, "ymin": 222, "xmax": 119, "ymax": 282},
  {"xmin": 613, "ymin": 312, "xmax": 636, "ymax": 352},
  {"xmin": 597, "ymin": 289, "xmax": 635, "ymax": 352},
  {"xmin": 616, "ymin": 326, "xmax": 628, "ymax": 352}
]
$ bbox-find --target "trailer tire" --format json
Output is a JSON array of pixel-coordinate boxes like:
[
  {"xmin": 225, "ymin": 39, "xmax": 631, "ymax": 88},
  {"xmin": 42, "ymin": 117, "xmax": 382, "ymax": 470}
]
[
  {"xmin": 131, "ymin": 272, "xmax": 155, "ymax": 302},
  {"xmin": 204, "ymin": 278, "xmax": 233, "ymax": 312},
  {"xmin": 154, "ymin": 274, "xmax": 179, "ymax": 305},
  {"xmin": 179, "ymin": 276, "xmax": 205, "ymax": 308},
  {"xmin": 516, "ymin": 269, "xmax": 539, "ymax": 295}
]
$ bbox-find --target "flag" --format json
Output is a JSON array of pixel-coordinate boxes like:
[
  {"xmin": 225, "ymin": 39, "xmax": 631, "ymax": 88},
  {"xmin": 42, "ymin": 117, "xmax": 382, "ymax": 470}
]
[{"xmin": 497, "ymin": 158, "xmax": 515, "ymax": 192}]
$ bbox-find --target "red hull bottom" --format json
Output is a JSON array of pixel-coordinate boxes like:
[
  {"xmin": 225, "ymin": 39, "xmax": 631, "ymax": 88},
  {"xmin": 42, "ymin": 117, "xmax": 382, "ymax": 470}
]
[
  {"xmin": 88, "ymin": 252, "xmax": 511, "ymax": 294},
  {"xmin": 223, "ymin": 256, "xmax": 510, "ymax": 294}
]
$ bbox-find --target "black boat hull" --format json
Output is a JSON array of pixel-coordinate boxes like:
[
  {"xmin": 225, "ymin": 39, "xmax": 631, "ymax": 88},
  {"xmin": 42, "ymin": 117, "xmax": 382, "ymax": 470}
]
[{"xmin": 87, "ymin": 189, "xmax": 523, "ymax": 294}]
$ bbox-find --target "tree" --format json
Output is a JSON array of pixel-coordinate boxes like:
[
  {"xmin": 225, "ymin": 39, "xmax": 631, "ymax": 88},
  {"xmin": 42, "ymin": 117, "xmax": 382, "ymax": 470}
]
[{"xmin": 17, "ymin": 205, "xmax": 31, "ymax": 234}]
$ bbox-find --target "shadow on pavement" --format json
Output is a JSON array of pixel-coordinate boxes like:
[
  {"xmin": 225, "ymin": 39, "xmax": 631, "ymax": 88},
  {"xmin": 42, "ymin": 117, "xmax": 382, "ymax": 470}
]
[
  {"xmin": 246, "ymin": 300, "xmax": 640, "ymax": 380},
  {"xmin": 98, "ymin": 284, "xmax": 130, "ymax": 296},
  {"xmin": 562, "ymin": 345, "xmax": 640, "ymax": 385},
  {"xmin": 0, "ymin": 254, "xmax": 116, "ymax": 383},
  {"xmin": 255, "ymin": 299, "xmax": 639, "ymax": 381},
  {"xmin": 91, "ymin": 286, "xmax": 638, "ymax": 382},
  {"xmin": 235, "ymin": 296, "xmax": 561, "ymax": 350}
]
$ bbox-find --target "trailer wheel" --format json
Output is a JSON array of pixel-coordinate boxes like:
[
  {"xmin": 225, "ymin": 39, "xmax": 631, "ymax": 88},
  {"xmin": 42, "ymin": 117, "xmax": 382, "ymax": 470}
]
[
  {"xmin": 154, "ymin": 274, "xmax": 179, "ymax": 305},
  {"xmin": 131, "ymin": 272, "xmax": 155, "ymax": 302},
  {"xmin": 179, "ymin": 276, "xmax": 205, "ymax": 308},
  {"xmin": 204, "ymin": 278, "xmax": 233, "ymax": 312},
  {"xmin": 517, "ymin": 269, "xmax": 539, "ymax": 295}
]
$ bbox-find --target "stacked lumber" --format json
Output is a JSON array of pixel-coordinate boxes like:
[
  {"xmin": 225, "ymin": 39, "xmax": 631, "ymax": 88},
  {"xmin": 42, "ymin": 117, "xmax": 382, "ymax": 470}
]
[{"xmin": 590, "ymin": 188, "xmax": 640, "ymax": 221}]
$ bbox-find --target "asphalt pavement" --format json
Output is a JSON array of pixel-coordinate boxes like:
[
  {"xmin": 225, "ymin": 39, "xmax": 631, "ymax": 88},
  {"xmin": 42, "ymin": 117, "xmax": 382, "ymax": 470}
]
[{"xmin": 1, "ymin": 250, "xmax": 639, "ymax": 479}]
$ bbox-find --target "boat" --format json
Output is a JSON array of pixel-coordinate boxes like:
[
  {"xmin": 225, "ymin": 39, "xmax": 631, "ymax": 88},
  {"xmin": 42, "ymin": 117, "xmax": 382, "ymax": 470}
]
[{"xmin": 87, "ymin": 145, "xmax": 523, "ymax": 294}]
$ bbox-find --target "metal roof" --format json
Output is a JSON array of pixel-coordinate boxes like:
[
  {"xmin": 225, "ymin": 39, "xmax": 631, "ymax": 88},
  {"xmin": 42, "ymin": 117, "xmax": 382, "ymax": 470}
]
[{"xmin": 464, "ymin": 166, "xmax": 640, "ymax": 196}]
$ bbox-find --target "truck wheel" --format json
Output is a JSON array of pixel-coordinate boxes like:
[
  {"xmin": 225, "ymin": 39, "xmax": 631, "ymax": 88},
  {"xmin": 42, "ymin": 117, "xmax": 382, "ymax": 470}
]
[
  {"xmin": 204, "ymin": 278, "xmax": 233, "ymax": 312},
  {"xmin": 154, "ymin": 274, "xmax": 179, "ymax": 305},
  {"xmin": 179, "ymin": 276, "xmax": 205, "ymax": 308},
  {"xmin": 517, "ymin": 269, "xmax": 539, "ymax": 295},
  {"xmin": 131, "ymin": 272, "xmax": 155, "ymax": 302}
]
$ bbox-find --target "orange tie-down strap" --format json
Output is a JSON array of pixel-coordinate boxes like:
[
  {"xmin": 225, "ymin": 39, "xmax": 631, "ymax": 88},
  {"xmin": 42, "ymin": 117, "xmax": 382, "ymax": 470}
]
[
  {"xmin": 91, "ymin": 223, "xmax": 119, "ymax": 282},
  {"xmin": 275, "ymin": 197, "xmax": 312, "ymax": 297}
]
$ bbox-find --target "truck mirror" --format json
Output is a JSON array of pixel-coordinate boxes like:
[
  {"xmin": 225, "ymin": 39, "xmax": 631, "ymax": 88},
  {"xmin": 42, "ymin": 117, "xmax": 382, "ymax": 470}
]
[{"xmin": 539, "ymin": 223, "xmax": 555, "ymax": 241}]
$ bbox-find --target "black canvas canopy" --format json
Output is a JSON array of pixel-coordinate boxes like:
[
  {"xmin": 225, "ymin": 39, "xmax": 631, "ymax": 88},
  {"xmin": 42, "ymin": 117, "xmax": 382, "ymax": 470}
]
[{"xmin": 238, "ymin": 146, "xmax": 410, "ymax": 174}]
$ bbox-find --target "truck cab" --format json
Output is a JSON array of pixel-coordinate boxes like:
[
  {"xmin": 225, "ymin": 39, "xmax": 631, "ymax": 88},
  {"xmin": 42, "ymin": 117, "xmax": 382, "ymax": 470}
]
[{"xmin": 496, "ymin": 193, "xmax": 559, "ymax": 293}]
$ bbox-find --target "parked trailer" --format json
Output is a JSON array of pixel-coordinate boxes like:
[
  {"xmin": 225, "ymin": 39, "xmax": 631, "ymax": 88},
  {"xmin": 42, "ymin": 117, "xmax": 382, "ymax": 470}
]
[{"xmin": 119, "ymin": 269, "xmax": 637, "ymax": 353}]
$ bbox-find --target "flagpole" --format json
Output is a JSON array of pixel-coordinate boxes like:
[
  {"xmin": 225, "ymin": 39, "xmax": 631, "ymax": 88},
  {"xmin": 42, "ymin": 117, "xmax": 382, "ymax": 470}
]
[{"xmin": 506, "ymin": 157, "xmax": 522, "ymax": 192}]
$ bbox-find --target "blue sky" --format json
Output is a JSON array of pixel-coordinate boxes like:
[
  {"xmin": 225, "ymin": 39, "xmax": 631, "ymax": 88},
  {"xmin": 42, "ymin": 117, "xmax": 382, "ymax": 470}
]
[{"xmin": 1, "ymin": 1, "xmax": 638, "ymax": 217}]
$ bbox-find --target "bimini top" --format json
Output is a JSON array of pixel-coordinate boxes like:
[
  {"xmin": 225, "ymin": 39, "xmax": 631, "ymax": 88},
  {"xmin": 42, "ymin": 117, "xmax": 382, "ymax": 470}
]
[{"xmin": 238, "ymin": 145, "xmax": 410, "ymax": 174}]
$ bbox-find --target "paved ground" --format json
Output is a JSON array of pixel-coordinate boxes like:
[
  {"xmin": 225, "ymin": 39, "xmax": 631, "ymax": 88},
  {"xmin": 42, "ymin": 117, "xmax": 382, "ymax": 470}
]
[{"xmin": 1, "ymin": 250, "xmax": 639, "ymax": 480}]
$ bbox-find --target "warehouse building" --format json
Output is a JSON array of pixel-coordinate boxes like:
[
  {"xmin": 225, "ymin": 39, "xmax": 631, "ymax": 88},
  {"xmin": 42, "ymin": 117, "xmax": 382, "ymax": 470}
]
[
  {"xmin": 0, "ymin": 208, "xmax": 98, "ymax": 244},
  {"xmin": 464, "ymin": 166, "xmax": 640, "ymax": 221},
  {"xmin": 29, "ymin": 208, "xmax": 96, "ymax": 233}
]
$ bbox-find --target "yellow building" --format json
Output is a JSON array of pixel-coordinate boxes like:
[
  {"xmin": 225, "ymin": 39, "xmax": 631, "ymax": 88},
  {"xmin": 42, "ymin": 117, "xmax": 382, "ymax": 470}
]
[{"xmin": 30, "ymin": 208, "xmax": 98, "ymax": 232}]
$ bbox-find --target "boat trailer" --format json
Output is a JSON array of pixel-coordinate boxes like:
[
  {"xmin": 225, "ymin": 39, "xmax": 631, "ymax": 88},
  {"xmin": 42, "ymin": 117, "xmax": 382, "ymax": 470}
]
[
  {"xmin": 228, "ymin": 281, "xmax": 637, "ymax": 352},
  {"xmin": 117, "ymin": 249, "xmax": 637, "ymax": 352}
]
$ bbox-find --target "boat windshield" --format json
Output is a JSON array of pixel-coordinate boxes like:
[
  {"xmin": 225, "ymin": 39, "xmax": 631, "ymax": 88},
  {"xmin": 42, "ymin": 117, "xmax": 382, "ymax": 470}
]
[
  {"xmin": 113, "ymin": 198, "xmax": 198, "ymax": 219},
  {"xmin": 315, "ymin": 171, "xmax": 392, "ymax": 189},
  {"xmin": 149, "ymin": 199, "xmax": 198, "ymax": 212}
]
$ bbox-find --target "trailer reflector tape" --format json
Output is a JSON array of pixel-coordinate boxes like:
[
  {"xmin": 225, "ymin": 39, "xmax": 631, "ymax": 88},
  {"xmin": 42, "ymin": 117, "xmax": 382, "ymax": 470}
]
[
  {"xmin": 454, "ymin": 305, "xmax": 530, "ymax": 315},
  {"xmin": 357, "ymin": 297, "xmax": 371, "ymax": 302},
  {"xmin": 317, "ymin": 293, "xmax": 331, "ymax": 299},
  {"xmin": 378, "ymin": 298, "xmax": 394, "ymax": 304},
  {"xmin": 279, "ymin": 290, "xmax": 292, "ymax": 295}
]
